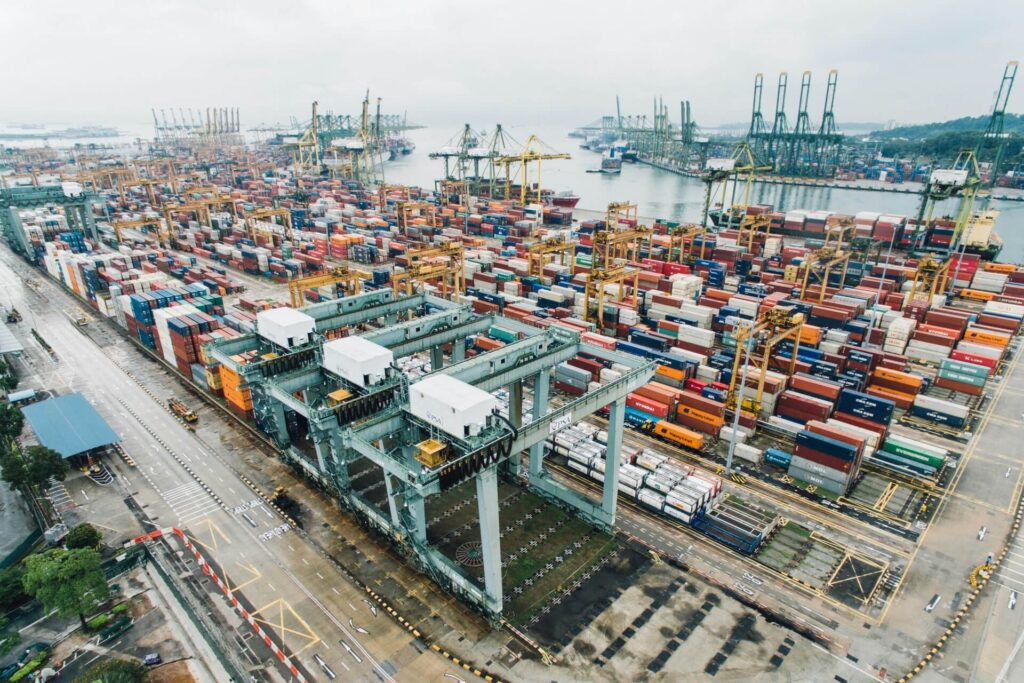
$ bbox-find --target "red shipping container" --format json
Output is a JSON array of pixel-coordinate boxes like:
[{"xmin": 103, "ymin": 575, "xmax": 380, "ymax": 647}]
[
  {"xmin": 793, "ymin": 445, "xmax": 856, "ymax": 474},
  {"xmin": 676, "ymin": 391, "xmax": 726, "ymax": 418},
  {"xmin": 933, "ymin": 376, "xmax": 984, "ymax": 396},
  {"xmin": 949, "ymin": 350, "xmax": 996, "ymax": 373},
  {"xmin": 805, "ymin": 421, "xmax": 866, "ymax": 455},
  {"xmin": 832, "ymin": 412, "xmax": 889, "ymax": 439},
  {"xmin": 627, "ymin": 394, "xmax": 671, "ymax": 419},
  {"xmin": 789, "ymin": 374, "xmax": 842, "ymax": 401}
]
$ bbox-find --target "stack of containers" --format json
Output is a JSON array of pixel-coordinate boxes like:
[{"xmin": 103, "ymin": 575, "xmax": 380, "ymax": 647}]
[
  {"xmin": 970, "ymin": 268, "xmax": 1009, "ymax": 293},
  {"xmin": 220, "ymin": 355, "xmax": 255, "ymax": 417},
  {"xmin": 675, "ymin": 388, "xmax": 726, "ymax": 436},
  {"xmin": 871, "ymin": 433, "xmax": 947, "ymax": 479},
  {"xmin": 866, "ymin": 367, "xmax": 924, "ymax": 408},
  {"xmin": 775, "ymin": 390, "xmax": 833, "ymax": 424},
  {"xmin": 833, "ymin": 388, "xmax": 896, "ymax": 440},
  {"xmin": 911, "ymin": 394, "xmax": 970, "ymax": 429},
  {"xmin": 883, "ymin": 316, "xmax": 915, "ymax": 354},
  {"xmin": 789, "ymin": 422, "xmax": 864, "ymax": 495},
  {"xmin": 554, "ymin": 362, "xmax": 591, "ymax": 396},
  {"xmin": 934, "ymin": 358, "xmax": 988, "ymax": 396}
]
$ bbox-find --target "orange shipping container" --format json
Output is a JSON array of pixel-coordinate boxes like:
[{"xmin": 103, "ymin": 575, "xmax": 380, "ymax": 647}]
[
  {"xmin": 871, "ymin": 367, "xmax": 924, "ymax": 390},
  {"xmin": 798, "ymin": 324, "xmax": 822, "ymax": 346},
  {"xmin": 963, "ymin": 328, "xmax": 1010, "ymax": 348}
]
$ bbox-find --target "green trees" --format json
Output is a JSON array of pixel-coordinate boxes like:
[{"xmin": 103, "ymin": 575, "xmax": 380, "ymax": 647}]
[
  {"xmin": 74, "ymin": 658, "xmax": 146, "ymax": 683},
  {"xmin": 66, "ymin": 523, "xmax": 102, "ymax": 550},
  {"xmin": 0, "ymin": 402, "xmax": 23, "ymax": 442},
  {"xmin": 1, "ymin": 445, "xmax": 68, "ymax": 493},
  {"xmin": 0, "ymin": 565, "xmax": 27, "ymax": 610},
  {"xmin": 22, "ymin": 548, "xmax": 110, "ymax": 629}
]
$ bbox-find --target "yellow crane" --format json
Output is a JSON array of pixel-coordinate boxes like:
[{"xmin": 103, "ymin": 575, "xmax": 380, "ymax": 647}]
[
  {"xmin": 109, "ymin": 217, "xmax": 166, "ymax": 244},
  {"xmin": 396, "ymin": 200, "xmax": 437, "ymax": 232},
  {"xmin": 727, "ymin": 306, "xmax": 805, "ymax": 414},
  {"xmin": 907, "ymin": 256, "xmax": 951, "ymax": 307},
  {"xmin": 377, "ymin": 183, "xmax": 412, "ymax": 209},
  {"xmin": 798, "ymin": 245, "xmax": 851, "ymax": 303},
  {"xmin": 583, "ymin": 265, "xmax": 639, "ymax": 329},
  {"xmin": 244, "ymin": 207, "xmax": 293, "ymax": 242},
  {"xmin": 734, "ymin": 214, "xmax": 772, "ymax": 254},
  {"xmin": 288, "ymin": 267, "xmax": 367, "ymax": 307},
  {"xmin": 665, "ymin": 224, "xmax": 710, "ymax": 264},
  {"xmin": 288, "ymin": 101, "xmax": 322, "ymax": 176},
  {"xmin": 497, "ymin": 135, "xmax": 571, "ymax": 204},
  {"xmin": 392, "ymin": 243, "xmax": 465, "ymax": 298},
  {"xmin": 701, "ymin": 141, "xmax": 772, "ymax": 227},
  {"xmin": 527, "ymin": 236, "xmax": 575, "ymax": 277}
]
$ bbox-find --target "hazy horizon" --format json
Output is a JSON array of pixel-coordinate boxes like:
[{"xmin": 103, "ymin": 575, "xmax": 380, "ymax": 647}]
[{"xmin": 2, "ymin": 0, "xmax": 1021, "ymax": 133}]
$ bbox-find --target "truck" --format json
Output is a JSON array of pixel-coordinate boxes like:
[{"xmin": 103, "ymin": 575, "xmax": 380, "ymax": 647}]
[{"xmin": 167, "ymin": 397, "xmax": 198, "ymax": 423}]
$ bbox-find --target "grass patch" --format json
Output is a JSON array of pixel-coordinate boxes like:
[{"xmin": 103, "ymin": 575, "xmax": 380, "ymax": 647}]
[{"xmin": 87, "ymin": 613, "xmax": 111, "ymax": 630}]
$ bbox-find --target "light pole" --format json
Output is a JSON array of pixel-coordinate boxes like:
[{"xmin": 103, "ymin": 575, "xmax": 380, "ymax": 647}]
[{"xmin": 725, "ymin": 323, "xmax": 755, "ymax": 475}]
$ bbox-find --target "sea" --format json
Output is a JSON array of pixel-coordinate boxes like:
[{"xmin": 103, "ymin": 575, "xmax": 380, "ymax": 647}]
[
  {"xmin": 384, "ymin": 125, "xmax": 1024, "ymax": 264},
  {"xmin": 6, "ymin": 121, "xmax": 1022, "ymax": 262}
]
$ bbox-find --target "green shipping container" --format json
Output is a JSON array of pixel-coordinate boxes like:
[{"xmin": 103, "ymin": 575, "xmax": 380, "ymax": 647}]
[
  {"xmin": 880, "ymin": 440, "xmax": 946, "ymax": 470},
  {"xmin": 940, "ymin": 360, "xmax": 988, "ymax": 380},
  {"xmin": 937, "ymin": 369, "xmax": 986, "ymax": 387},
  {"xmin": 488, "ymin": 326, "xmax": 519, "ymax": 344}
]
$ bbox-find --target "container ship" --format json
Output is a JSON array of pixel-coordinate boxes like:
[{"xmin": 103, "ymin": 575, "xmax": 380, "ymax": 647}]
[{"xmin": 709, "ymin": 204, "xmax": 1003, "ymax": 261}]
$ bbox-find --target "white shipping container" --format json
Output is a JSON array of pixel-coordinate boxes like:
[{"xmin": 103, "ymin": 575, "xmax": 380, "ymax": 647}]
[
  {"xmin": 638, "ymin": 489, "xmax": 667, "ymax": 510},
  {"xmin": 912, "ymin": 394, "xmax": 970, "ymax": 419}
]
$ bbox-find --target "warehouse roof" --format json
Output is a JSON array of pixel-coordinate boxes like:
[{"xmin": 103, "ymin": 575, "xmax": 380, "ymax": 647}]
[
  {"xmin": 0, "ymin": 321, "xmax": 23, "ymax": 356},
  {"xmin": 21, "ymin": 393, "xmax": 120, "ymax": 458}
]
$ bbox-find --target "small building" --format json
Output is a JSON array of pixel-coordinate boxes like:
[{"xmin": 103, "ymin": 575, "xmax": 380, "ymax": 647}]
[
  {"xmin": 0, "ymin": 320, "xmax": 23, "ymax": 360},
  {"xmin": 20, "ymin": 393, "xmax": 120, "ymax": 459}
]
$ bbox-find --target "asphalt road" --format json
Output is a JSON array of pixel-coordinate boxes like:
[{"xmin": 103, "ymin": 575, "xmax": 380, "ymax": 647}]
[{"xmin": 0, "ymin": 248, "xmax": 468, "ymax": 683}]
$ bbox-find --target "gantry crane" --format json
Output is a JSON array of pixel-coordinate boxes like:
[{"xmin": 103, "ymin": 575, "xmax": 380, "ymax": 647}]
[
  {"xmin": 527, "ymin": 236, "xmax": 575, "ymax": 276},
  {"xmin": 289, "ymin": 101, "xmax": 323, "ymax": 176},
  {"xmin": 798, "ymin": 245, "xmax": 851, "ymax": 302},
  {"xmin": 396, "ymin": 200, "xmax": 437, "ymax": 233},
  {"xmin": 664, "ymin": 224, "xmax": 710, "ymax": 264},
  {"xmin": 592, "ymin": 203, "xmax": 651, "ymax": 270},
  {"xmin": 377, "ymin": 183, "xmax": 412, "ymax": 210},
  {"xmin": 289, "ymin": 267, "xmax": 366, "ymax": 307},
  {"xmin": 583, "ymin": 265, "xmax": 640, "ymax": 330},
  {"xmin": 497, "ymin": 135, "xmax": 571, "ymax": 204},
  {"xmin": 392, "ymin": 243, "xmax": 465, "ymax": 299},
  {"xmin": 907, "ymin": 256, "xmax": 951, "ymax": 307},
  {"xmin": 700, "ymin": 141, "xmax": 772, "ymax": 228},
  {"xmin": 734, "ymin": 214, "xmax": 772, "ymax": 255},
  {"xmin": 914, "ymin": 149, "xmax": 982, "ymax": 253},
  {"xmin": 245, "ymin": 207, "xmax": 293, "ymax": 242},
  {"xmin": 109, "ymin": 217, "xmax": 166, "ymax": 245},
  {"xmin": 727, "ymin": 306, "xmax": 805, "ymax": 414},
  {"xmin": 979, "ymin": 61, "xmax": 1018, "ymax": 189}
]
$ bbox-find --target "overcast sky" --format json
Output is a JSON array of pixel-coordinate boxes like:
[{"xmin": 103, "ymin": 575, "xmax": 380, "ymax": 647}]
[{"xmin": 2, "ymin": 0, "xmax": 1021, "ymax": 132}]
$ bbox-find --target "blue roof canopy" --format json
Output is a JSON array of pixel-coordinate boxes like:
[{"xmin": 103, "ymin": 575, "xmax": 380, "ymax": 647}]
[{"xmin": 21, "ymin": 393, "xmax": 120, "ymax": 458}]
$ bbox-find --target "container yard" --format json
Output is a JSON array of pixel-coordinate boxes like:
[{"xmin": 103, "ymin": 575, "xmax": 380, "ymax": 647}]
[{"xmin": 3, "ymin": 107, "xmax": 1024, "ymax": 683}]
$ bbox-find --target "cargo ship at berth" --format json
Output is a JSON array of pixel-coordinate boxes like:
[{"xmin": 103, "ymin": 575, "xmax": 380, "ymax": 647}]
[{"xmin": 708, "ymin": 205, "xmax": 1003, "ymax": 261}]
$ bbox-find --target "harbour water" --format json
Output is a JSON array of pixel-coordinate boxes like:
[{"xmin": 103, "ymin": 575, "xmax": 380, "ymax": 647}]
[{"xmin": 385, "ymin": 125, "xmax": 1024, "ymax": 263}]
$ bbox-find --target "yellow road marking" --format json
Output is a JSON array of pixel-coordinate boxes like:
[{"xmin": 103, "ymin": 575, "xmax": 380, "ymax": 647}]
[
  {"xmin": 188, "ymin": 517, "xmax": 231, "ymax": 553},
  {"xmin": 250, "ymin": 598, "xmax": 320, "ymax": 651},
  {"xmin": 224, "ymin": 562, "xmax": 262, "ymax": 594}
]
